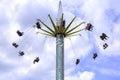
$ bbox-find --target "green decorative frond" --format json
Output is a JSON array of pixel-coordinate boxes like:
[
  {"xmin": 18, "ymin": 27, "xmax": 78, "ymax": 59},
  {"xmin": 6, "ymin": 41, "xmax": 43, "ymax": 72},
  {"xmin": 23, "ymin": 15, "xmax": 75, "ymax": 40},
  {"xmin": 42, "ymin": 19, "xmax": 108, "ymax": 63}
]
[
  {"xmin": 66, "ymin": 22, "xmax": 85, "ymax": 34},
  {"xmin": 38, "ymin": 19, "xmax": 55, "ymax": 34},
  {"xmin": 40, "ymin": 28, "xmax": 54, "ymax": 36},
  {"xmin": 65, "ymin": 28, "xmax": 85, "ymax": 37},
  {"xmin": 64, "ymin": 16, "xmax": 76, "ymax": 32},
  {"xmin": 37, "ymin": 13, "xmax": 85, "ymax": 38},
  {"xmin": 48, "ymin": 14, "xmax": 57, "ymax": 32}
]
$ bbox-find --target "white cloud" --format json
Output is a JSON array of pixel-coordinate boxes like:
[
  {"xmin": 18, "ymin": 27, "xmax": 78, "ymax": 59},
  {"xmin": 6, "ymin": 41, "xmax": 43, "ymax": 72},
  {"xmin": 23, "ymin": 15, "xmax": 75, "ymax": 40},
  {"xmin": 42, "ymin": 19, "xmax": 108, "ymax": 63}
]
[
  {"xmin": 65, "ymin": 71, "xmax": 95, "ymax": 80},
  {"xmin": 80, "ymin": 71, "xmax": 95, "ymax": 80}
]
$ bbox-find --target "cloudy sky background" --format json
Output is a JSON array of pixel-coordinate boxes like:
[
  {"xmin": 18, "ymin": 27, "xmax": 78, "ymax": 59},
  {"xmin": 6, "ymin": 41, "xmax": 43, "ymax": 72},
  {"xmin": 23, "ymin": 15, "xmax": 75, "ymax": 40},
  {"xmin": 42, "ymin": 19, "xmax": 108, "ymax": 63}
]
[{"xmin": 0, "ymin": 0, "xmax": 120, "ymax": 80}]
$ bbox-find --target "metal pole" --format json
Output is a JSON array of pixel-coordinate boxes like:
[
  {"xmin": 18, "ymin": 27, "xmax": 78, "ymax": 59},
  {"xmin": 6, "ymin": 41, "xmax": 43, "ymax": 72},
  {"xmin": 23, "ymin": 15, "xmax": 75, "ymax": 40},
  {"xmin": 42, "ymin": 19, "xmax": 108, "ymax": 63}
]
[{"xmin": 56, "ymin": 34, "xmax": 64, "ymax": 80}]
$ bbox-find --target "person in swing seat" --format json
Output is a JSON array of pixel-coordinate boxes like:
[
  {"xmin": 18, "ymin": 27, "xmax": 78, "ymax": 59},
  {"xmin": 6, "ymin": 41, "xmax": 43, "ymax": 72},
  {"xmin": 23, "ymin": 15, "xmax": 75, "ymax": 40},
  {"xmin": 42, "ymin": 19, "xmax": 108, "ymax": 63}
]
[{"xmin": 33, "ymin": 57, "xmax": 40, "ymax": 64}]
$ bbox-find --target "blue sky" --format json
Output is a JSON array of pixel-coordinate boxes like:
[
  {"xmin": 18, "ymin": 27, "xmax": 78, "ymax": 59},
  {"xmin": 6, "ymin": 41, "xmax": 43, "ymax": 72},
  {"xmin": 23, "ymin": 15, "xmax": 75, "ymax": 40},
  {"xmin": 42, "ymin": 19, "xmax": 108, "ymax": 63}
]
[{"xmin": 0, "ymin": 0, "xmax": 120, "ymax": 80}]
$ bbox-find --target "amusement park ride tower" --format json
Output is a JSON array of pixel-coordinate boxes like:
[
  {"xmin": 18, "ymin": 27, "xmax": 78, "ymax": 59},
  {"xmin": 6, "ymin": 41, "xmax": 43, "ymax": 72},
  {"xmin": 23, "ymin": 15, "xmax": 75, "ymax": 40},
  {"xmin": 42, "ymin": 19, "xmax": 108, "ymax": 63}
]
[{"xmin": 37, "ymin": 1, "xmax": 85, "ymax": 80}]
